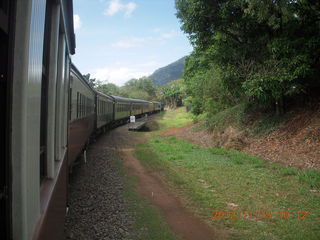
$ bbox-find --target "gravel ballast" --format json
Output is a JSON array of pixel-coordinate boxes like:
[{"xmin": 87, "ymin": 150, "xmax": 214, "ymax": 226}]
[{"xmin": 64, "ymin": 131, "xmax": 134, "ymax": 240}]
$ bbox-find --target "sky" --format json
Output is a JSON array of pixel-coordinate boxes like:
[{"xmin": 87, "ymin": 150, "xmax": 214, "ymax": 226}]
[{"xmin": 72, "ymin": 0, "xmax": 193, "ymax": 86}]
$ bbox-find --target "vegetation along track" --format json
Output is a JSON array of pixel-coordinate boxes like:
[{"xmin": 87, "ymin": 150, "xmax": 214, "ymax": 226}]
[
  {"xmin": 65, "ymin": 109, "xmax": 320, "ymax": 239},
  {"xmin": 65, "ymin": 113, "xmax": 222, "ymax": 239},
  {"xmin": 136, "ymin": 109, "xmax": 320, "ymax": 240}
]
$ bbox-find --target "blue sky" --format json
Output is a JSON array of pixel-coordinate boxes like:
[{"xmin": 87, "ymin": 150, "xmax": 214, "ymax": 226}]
[{"xmin": 72, "ymin": 0, "xmax": 193, "ymax": 86}]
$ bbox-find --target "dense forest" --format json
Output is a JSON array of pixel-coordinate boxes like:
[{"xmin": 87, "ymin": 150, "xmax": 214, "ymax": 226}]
[{"xmin": 175, "ymin": 0, "xmax": 320, "ymax": 117}]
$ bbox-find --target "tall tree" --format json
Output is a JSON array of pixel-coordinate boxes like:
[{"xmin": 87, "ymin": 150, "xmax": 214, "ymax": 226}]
[
  {"xmin": 176, "ymin": 0, "xmax": 320, "ymax": 114},
  {"xmin": 83, "ymin": 73, "xmax": 96, "ymax": 88}
]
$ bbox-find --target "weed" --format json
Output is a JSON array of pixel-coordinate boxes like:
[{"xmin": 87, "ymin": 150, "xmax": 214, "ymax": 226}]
[
  {"xmin": 252, "ymin": 114, "xmax": 288, "ymax": 136},
  {"xmin": 297, "ymin": 169, "xmax": 320, "ymax": 189},
  {"xmin": 277, "ymin": 167, "xmax": 298, "ymax": 176}
]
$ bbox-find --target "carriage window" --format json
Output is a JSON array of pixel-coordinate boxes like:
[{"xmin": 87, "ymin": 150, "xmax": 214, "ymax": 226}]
[
  {"xmin": 79, "ymin": 94, "xmax": 82, "ymax": 117},
  {"xmin": 84, "ymin": 96, "xmax": 86, "ymax": 116},
  {"xmin": 82, "ymin": 95, "xmax": 85, "ymax": 117},
  {"xmin": 0, "ymin": 0, "xmax": 8, "ymax": 11},
  {"xmin": 81, "ymin": 94, "xmax": 83, "ymax": 117},
  {"xmin": 84, "ymin": 96, "xmax": 87, "ymax": 116},
  {"xmin": 102, "ymin": 101, "xmax": 103, "ymax": 114},
  {"xmin": 40, "ymin": 0, "xmax": 54, "ymax": 181},
  {"xmin": 82, "ymin": 95, "xmax": 84, "ymax": 117},
  {"xmin": 87, "ymin": 98, "xmax": 89, "ymax": 115},
  {"xmin": 85, "ymin": 97, "xmax": 87, "ymax": 116},
  {"xmin": 0, "ymin": 0, "xmax": 9, "ymax": 33},
  {"xmin": 79, "ymin": 94, "xmax": 81, "ymax": 117},
  {"xmin": 69, "ymin": 78, "xmax": 73, "ymax": 120},
  {"xmin": 76, "ymin": 92, "xmax": 79, "ymax": 118}
]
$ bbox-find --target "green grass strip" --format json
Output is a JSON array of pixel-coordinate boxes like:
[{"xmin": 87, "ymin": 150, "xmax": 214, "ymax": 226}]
[{"xmin": 135, "ymin": 136, "xmax": 320, "ymax": 240}]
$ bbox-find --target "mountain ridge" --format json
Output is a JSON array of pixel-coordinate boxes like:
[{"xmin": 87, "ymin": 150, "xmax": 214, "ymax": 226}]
[{"xmin": 149, "ymin": 56, "xmax": 186, "ymax": 86}]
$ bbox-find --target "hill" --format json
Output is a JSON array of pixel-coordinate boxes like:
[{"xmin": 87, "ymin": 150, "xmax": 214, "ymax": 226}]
[{"xmin": 150, "ymin": 57, "xmax": 186, "ymax": 86}]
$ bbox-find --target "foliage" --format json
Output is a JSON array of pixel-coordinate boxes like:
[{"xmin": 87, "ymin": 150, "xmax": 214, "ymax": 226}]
[
  {"xmin": 95, "ymin": 81, "xmax": 121, "ymax": 95},
  {"xmin": 83, "ymin": 73, "xmax": 96, "ymax": 87},
  {"xmin": 150, "ymin": 57, "xmax": 186, "ymax": 86},
  {"xmin": 95, "ymin": 76, "xmax": 160, "ymax": 101},
  {"xmin": 121, "ymin": 77, "xmax": 158, "ymax": 100},
  {"xmin": 160, "ymin": 79, "xmax": 186, "ymax": 108},
  {"xmin": 175, "ymin": 0, "xmax": 320, "ymax": 116}
]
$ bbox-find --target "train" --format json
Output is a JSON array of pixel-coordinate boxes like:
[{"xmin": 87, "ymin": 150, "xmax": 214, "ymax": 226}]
[
  {"xmin": 0, "ymin": 1, "xmax": 161, "ymax": 239},
  {"xmin": 69, "ymin": 64, "xmax": 162, "ymax": 168}
]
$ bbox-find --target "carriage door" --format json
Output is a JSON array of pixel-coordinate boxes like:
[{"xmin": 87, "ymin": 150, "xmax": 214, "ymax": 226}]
[{"xmin": 0, "ymin": 0, "xmax": 13, "ymax": 239}]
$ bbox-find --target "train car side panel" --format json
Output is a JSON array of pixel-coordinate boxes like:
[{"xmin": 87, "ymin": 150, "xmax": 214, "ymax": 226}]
[
  {"xmin": 68, "ymin": 66, "xmax": 95, "ymax": 166},
  {"xmin": 11, "ymin": 0, "xmax": 46, "ymax": 239},
  {"xmin": 96, "ymin": 92, "xmax": 114, "ymax": 129},
  {"xmin": 9, "ymin": 0, "xmax": 76, "ymax": 239}
]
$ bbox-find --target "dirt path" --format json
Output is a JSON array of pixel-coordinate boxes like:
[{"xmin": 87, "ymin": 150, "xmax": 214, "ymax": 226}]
[{"xmin": 105, "ymin": 121, "xmax": 225, "ymax": 240}]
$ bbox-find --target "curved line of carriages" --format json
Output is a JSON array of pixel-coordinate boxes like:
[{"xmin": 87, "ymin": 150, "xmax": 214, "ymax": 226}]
[
  {"xmin": 4, "ymin": 1, "xmax": 164, "ymax": 239},
  {"xmin": 68, "ymin": 63, "xmax": 163, "ymax": 168}
]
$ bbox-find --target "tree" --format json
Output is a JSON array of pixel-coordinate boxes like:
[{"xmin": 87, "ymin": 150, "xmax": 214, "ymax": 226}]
[
  {"xmin": 83, "ymin": 73, "xmax": 96, "ymax": 88},
  {"xmin": 176, "ymin": 0, "xmax": 320, "ymax": 115},
  {"xmin": 160, "ymin": 79, "xmax": 185, "ymax": 108},
  {"xmin": 121, "ymin": 77, "xmax": 158, "ymax": 100},
  {"xmin": 95, "ymin": 82, "xmax": 121, "ymax": 96}
]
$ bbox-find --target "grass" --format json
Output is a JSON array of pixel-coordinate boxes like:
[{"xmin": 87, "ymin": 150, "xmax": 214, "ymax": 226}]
[
  {"xmin": 114, "ymin": 152, "xmax": 180, "ymax": 240},
  {"xmin": 252, "ymin": 114, "xmax": 288, "ymax": 136},
  {"xmin": 122, "ymin": 174, "xmax": 180, "ymax": 240},
  {"xmin": 156, "ymin": 107, "xmax": 193, "ymax": 130},
  {"xmin": 203, "ymin": 103, "xmax": 288, "ymax": 136},
  {"xmin": 135, "ymin": 136, "xmax": 320, "ymax": 240},
  {"xmin": 205, "ymin": 104, "xmax": 247, "ymax": 131}
]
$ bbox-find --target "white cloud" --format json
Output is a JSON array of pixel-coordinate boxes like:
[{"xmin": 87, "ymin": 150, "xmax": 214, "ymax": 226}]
[
  {"xmin": 92, "ymin": 66, "xmax": 151, "ymax": 86},
  {"xmin": 111, "ymin": 30, "xmax": 180, "ymax": 49},
  {"xmin": 161, "ymin": 30, "xmax": 181, "ymax": 39},
  {"xmin": 137, "ymin": 61, "xmax": 160, "ymax": 67},
  {"xmin": 112, "ymin": 37, "xmax": 151, "ymax": 48},
  {"xmin": 104, "ymin": 0, "xmax": 137, "ymax": 18},
  {"xmin": 73, "ymin": 14, "xmax": 82, "ymax": 30},
  {"xmin": 152, "ymin": 28, "xmax": 161, "ymax": 33}
]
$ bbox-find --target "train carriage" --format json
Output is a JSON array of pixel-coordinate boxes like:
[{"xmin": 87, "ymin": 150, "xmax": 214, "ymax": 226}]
[
  {"xmin": 153, "ymin": 101, "xmax": 161, "ymax": 112},
  {"xmin": 96, "ymin": 91, "xmax": 114, "ymax": 130},
  {"xmin": 147, "ymin": 101, "xmax": 154, "ymax": 114},
  {"xmin": 112, "ymin": 96, "xmax": 132, "ymax": 122},
  {"xmin": 68, "ymin": 64, "xmax": 96, "ymax": 166},
  {"xmin": 1, "ymin": 0, "xmax": 163, "ymax": 239},
  {"xmin": 2, "ymin": 0, "xmax": 76, "ymax": 239},
  {"xmin": 131, "ymin": 99, "xmax": 149, "ymax": 116}
]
